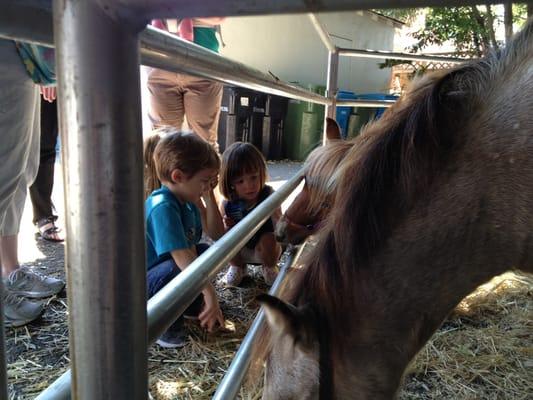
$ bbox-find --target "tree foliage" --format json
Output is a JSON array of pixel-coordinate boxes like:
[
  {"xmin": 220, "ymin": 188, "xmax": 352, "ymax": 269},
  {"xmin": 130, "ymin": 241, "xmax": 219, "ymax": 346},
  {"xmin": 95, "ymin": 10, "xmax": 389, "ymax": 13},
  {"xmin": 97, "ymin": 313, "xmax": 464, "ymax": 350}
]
[{"xmin": 410, "ymin": 5, "xmax": 530, "ymax": 56}]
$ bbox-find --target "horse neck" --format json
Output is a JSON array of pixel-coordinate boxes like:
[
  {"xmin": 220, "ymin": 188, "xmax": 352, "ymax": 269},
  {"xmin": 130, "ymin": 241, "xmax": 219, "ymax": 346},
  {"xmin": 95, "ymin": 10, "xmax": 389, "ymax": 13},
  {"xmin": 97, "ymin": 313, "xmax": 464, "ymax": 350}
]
[{"xmin": 334, "ymin": 151, "xmax": 533, "ymax": 398}]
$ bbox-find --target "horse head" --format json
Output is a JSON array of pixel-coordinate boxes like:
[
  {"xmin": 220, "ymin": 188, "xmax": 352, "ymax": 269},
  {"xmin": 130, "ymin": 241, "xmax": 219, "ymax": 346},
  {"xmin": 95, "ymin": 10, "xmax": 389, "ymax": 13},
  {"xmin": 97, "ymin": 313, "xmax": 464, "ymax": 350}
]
[{"xmin": 275, "ymin": 118, "xmax": 352, "ymax": 244}]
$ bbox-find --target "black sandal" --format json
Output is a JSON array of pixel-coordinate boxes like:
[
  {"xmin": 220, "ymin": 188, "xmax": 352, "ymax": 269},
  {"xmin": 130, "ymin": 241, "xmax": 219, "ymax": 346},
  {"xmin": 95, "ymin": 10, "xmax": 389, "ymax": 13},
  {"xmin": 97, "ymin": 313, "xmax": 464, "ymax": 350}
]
[{"xmin": 37, "ymin": 218, "xmax": 64, "ymax": 242}]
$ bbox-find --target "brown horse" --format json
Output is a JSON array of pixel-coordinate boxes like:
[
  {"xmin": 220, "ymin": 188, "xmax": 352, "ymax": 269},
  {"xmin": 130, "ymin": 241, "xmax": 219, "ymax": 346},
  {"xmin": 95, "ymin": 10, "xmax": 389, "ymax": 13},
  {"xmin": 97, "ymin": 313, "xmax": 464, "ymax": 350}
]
[
  {"xmin": 257, "ymin": 19, "xmax": 533, "ymax": 400},
  {"xmin": 275, "ymin": 118, "xmax": 348, "ymax": 244}
]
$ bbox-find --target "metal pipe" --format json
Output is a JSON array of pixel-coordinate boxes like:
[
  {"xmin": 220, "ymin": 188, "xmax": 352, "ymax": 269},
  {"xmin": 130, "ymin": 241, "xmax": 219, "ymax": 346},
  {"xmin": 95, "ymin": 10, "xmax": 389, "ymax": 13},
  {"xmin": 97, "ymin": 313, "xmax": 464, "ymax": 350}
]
[
  {"xmin": 37, "ymin": 172, "xmax": 304, "ymax": 400},
  {"xmin": 0, "ymin": 0, "xmax": 508, "ymax": 46},
  {"xmin": 35, "ymin": 371, "xmax": 71, "ymax": 400},
  {"xmin": 140, "ymin": 27, "xmax": 330, "ymax": 105},
  {"xmin": 336, "ymin": 99, "xmax": 396, "ymax": 108},
  {"xmin": 307, "ymin": 13, "xmax": 336, "ymax": 53},
  {"xmin": 213, "ymin": 243, "xmax": 308, "ymax": 400},
  {"xmin": 147, "ymin": 172, "xmax": 304, "ymax": 342},
  {"xmin": 0, "ymin": 288, "xmax": 7, "ymax": 399},
  {"xmin": 338, "ymin": 47, "xmax": 465, "ymax": 64},
  {"xmin": 0, "ymin": 1, "xmax": 53, "ymax": 46},
  {"xmin": 112, "ymin": 0, "xmax": 508, "ymax": 22},
  {"xmin": 54, "ymin": 0, "xmax": 147, "ymax": 399},
  {"xmin": 0, "ymin": 19, "xmax": 331, "ymax": 107},
  {"xmin": 324, "ymin": 50, "xmax": 339, "ymax": 141}
]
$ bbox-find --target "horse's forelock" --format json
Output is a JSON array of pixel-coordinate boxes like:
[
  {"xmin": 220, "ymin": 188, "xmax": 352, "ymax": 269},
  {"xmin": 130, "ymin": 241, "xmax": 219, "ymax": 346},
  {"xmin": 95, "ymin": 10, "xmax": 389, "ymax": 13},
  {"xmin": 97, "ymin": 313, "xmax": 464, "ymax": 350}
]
[{"xmin": 303, "ymin": 140, "xmax": 354, "ymax": 214}]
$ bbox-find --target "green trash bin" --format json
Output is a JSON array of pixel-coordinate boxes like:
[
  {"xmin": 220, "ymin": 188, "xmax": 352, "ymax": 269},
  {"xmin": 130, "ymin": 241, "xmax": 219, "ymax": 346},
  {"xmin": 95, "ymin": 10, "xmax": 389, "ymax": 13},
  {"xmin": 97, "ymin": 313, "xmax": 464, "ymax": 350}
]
[
  {"xmin": 283, "ymin": 84, "xmax": 325, "ymax": 161},
  {"xmin": 346, "ymin": 108, "xmax": 375, "ymax": 139}
]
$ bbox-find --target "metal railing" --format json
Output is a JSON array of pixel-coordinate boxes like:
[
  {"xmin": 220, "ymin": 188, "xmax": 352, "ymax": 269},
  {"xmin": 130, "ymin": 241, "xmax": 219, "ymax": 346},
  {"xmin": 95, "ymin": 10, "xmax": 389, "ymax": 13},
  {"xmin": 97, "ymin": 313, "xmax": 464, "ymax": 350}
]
[
  {"xmin": 0, "ymin": 2, "xmax": 481, "ymax": 400},
  {"xmin": 36, "ymin": 172, "xmax": 304, "ymax": 400},
  {"xmin": 213, "ymin": 243, "xmax": 308, "ymax": 399}
]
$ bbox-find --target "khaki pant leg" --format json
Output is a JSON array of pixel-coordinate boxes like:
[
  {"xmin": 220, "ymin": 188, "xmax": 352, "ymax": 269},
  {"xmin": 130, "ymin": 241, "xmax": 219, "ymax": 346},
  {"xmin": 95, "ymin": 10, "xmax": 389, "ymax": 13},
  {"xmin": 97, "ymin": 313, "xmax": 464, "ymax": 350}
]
[
  {"xmin": 146, "ymin": 67, "xmax": 185, "ymax": 131},
  {"xmin": 0, "ymin": 40, "xmax": 41, "ymax": 236},
  {"xmin": 180, "ymin": 75, "xmax": 222, "ymax": 148}
]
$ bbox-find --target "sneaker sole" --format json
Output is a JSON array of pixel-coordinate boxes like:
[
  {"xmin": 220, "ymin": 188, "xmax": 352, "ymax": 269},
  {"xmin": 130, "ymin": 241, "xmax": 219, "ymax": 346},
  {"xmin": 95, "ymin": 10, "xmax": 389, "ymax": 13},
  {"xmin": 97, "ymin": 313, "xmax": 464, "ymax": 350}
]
[
  {"xmin": 4, "ymin": 314, "xmax": 43, "ymax": 328},
  {"xmin": 8, "ymin": 287, "xmax": 64, "ymax": 299},
  {"xmin": 155, "ymin": 339, "xmax": 187, "ymax": 349}
]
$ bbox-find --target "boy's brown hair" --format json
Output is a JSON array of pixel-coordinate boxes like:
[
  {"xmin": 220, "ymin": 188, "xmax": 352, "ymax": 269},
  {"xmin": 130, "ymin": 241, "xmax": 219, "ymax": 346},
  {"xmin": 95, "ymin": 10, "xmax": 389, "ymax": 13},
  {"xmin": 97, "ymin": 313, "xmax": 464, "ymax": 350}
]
[
  {"xmin": 220, "ymin": 142, "xmax": 267, "ymax": 200},
  {"xmin": 143, "ymin": 127, "xmax": 220, "ymax": 199}
]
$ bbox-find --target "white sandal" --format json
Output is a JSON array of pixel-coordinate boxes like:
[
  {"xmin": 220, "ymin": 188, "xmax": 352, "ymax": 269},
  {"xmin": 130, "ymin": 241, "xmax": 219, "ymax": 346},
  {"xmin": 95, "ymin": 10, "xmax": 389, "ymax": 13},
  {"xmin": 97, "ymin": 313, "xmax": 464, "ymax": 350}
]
[{"xmin": 222, "ymin": 266, "xmax": 248, "ymax": 287}]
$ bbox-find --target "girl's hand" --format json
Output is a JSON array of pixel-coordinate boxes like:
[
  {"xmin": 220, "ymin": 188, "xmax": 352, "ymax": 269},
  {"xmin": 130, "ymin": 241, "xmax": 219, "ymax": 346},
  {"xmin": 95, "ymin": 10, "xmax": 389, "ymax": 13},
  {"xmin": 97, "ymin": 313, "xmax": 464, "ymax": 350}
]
[
  {"xmin": 223, "ymin": 215, "xmax": 236, "ymax": 229},
  {"xmin": 199, "ymin": 284, "xmax": 224, "ymax": 332}
]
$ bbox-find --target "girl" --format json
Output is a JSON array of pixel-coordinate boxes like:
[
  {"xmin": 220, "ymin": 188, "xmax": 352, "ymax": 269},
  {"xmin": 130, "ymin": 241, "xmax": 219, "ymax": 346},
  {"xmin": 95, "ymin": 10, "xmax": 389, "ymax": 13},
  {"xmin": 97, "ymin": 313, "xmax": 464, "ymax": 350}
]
[
  {"xmin": 144, "ymin": 127, "xmax": 225, "ymax": 348},
  {"xmin": 219, "ymin": 142, "xmax": 282, "ymax": 286}
]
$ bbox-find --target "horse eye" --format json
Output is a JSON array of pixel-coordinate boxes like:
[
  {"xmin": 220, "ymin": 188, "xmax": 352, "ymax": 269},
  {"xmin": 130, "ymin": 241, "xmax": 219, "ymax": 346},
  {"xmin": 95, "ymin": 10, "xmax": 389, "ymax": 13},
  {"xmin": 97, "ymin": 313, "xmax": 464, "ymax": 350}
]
[{"xmin": 321, "ymin": 202, "xmax": 330, "ymax": 209}]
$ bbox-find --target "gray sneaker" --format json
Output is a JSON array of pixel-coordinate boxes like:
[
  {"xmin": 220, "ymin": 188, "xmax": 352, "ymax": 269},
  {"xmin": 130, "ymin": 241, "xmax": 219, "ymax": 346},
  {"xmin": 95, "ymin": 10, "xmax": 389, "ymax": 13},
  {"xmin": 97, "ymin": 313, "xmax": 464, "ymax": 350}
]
[
  {"xmin": 5, "ymin": 267, "xmax": 65, "ymax": 298},
  {"xmin": 3, "ymin": 291, "xmax": 44, "ymax": 327}
]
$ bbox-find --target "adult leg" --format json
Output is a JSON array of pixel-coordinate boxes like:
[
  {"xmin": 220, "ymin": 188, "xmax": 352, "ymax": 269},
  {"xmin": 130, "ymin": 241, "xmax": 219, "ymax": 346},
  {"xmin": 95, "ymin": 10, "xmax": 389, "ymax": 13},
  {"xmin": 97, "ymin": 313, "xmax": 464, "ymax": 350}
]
[
  {"xmin": 146, "ymin": 67, "xmax": 185, "ymax": 130},
  {"xmin": 181, "ymin": 75, "xmax": 222, "ymax": 149},
  {"xmin": 0, "ymin": 40, "xmax": 40, "ymax": 276},
  {"xmin": 0, "ymin": 40, "xmax": 46, "ymax": 328},
  {"xmin": 29, "ymin": 99, "xmax": 61, "ymax": 241}
]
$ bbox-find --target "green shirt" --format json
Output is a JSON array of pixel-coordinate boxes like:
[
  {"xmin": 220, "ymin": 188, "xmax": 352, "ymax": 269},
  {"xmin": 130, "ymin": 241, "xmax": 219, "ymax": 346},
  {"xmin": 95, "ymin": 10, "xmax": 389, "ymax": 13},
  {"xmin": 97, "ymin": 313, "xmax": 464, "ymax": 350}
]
[{"xmin": 193, "ymin": 27, "xmax": 219, "ymax": 53}]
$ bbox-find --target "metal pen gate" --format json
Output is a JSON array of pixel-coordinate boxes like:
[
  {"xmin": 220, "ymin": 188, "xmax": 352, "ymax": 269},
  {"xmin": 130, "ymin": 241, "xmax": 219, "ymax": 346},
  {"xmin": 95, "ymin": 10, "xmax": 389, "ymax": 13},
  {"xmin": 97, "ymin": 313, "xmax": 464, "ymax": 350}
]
[{"xmin": 0, "ymin": 1, "xmax": 472, "ymax": 399}]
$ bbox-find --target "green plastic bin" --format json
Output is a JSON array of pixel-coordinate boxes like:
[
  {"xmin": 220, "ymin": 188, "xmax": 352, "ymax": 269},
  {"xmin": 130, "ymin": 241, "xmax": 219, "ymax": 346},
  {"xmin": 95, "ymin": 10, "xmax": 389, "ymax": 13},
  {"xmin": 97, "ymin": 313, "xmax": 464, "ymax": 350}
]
[
  {"xmin": 283, "ymin": 84, "xmax": 326, "ymax": 161},
  {"xmin": 346, "ymin": 108, "xmax": 375, "ymax": 139}
]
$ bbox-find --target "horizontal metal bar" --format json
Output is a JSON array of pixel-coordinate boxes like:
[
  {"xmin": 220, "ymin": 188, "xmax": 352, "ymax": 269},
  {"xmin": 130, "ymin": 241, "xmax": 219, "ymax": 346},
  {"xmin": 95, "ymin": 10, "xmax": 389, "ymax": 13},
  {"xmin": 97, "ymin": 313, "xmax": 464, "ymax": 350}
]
[
  {"xmin": 213, "ymin": 243, "xmax": 308, "ymax": 400},
  {"xmin": 147, "ymin": 172, "xmax": 304, "ymax": 342},
  {"xmin": 0, "ymin": 22, "xmax": 330, "ymax": 106},
  {"xmin": 120, "ymin": 0, "xmax": 507, "ymax": 21},
  {"xmin": 338, "ymin": 47, "xmax": 465, "ymax": 64},
  {"xmin": 35, "ymin": 371, "xmax": 71, "ymax": 400},
  {"xmin": 308, "ymin": 13, "xmax": 336, "ymax": 53},
  {"xmin": 1, "ymin": 0, "xmax": 504, "ymax": 47},
  {"xmin": 336, "ymin": 99, "xmax": 396, "ymax": 108},
  {"xmin": 36, "ymin": 172, "xmax": 304, "ymax": 400},
  {"xmin": 140, "ymin": 26, "xmax": 331, "ymax": 105},
  {"xmin": 1, "ymin": 1, "xmax": 53, "ymax": 46}
]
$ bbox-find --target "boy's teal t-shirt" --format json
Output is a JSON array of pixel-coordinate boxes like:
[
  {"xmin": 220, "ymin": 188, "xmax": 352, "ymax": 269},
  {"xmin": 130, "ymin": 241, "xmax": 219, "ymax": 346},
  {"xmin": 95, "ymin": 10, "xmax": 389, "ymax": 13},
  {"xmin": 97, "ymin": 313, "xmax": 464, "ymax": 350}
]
[{"xmin": 145, "ymin": 185, "xmax": 202, "ymax": 270}]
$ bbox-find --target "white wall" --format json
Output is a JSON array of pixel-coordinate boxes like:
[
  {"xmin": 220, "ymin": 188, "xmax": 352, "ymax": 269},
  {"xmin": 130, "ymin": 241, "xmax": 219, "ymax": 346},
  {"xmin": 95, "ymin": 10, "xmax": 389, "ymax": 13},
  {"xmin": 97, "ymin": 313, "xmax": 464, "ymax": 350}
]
[{"xmin": 220, "ymin": 11, "xmax": 399, "ymax": 93}]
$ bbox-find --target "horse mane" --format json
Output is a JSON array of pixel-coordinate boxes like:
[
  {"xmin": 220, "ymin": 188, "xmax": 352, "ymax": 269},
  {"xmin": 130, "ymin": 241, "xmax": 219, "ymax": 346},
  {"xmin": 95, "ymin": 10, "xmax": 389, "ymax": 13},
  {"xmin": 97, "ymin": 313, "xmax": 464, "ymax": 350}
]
[{"xmin": 290, "ymin": 18, "xmax": 533, "ymax": 350}]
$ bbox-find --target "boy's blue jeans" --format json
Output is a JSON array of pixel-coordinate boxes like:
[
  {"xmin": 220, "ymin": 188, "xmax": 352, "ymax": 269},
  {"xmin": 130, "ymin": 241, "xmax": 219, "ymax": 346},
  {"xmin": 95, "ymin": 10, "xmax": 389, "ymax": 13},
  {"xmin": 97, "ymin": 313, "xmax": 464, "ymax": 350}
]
[{"xmin": 147, "ymin": 243, "xmax": 209, "ymax": 332}]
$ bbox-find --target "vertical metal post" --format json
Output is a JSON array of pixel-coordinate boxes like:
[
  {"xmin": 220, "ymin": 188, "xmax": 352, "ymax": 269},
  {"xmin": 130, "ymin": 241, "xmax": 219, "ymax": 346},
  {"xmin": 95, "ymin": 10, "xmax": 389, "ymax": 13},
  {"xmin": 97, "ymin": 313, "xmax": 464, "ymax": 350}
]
[
  {"xmin": 54, "ymin": 1, "xmax": 147, "ymax": 399},
  {"xmin": 324, "ymin": 49, "xmax": 339, "ymax": 143},
  {"xmin": 0, "ymin": 289, "xmax": 7, "ymax": 399}
]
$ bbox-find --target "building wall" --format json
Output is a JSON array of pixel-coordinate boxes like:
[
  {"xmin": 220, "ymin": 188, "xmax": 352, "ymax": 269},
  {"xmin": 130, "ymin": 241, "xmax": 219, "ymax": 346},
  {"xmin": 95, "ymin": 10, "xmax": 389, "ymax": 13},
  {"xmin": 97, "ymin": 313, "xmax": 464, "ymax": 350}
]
[{"xmin": 220, "ymin": 12, "xmax": 399, "ymax": 93}]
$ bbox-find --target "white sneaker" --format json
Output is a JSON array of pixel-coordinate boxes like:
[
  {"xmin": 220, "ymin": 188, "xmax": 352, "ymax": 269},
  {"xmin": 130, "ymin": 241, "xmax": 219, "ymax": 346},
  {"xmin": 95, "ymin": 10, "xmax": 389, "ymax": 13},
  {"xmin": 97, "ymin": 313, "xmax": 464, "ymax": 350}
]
[
  {"xmin": 222, "ymin": 266, "xmax": 248, "ymax": 287},
  {"xmin": 262, "ymin": 266, "xmax": 279, "ymax": 286},
  {"xmin": 3, "ymin": 291, "xmax": 45, "ymax": 327},
  {"xmin": 4, "ymin": 267, "xmax": 65, "ymax": 299}
]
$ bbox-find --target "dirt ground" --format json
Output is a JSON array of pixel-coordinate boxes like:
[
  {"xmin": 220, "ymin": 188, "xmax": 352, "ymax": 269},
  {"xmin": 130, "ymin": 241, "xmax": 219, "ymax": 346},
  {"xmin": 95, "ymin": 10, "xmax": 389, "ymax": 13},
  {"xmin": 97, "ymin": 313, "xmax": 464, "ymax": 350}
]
[{"xmin": 5, "ymin": 160, "xmax": 532, "ymax": 399}]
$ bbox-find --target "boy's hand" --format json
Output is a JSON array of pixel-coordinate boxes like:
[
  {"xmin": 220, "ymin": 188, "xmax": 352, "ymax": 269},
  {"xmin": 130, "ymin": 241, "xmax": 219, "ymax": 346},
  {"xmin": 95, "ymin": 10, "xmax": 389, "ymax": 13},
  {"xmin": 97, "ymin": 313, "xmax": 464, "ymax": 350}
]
[{"xmin": 199, "ymin": 284, "xmax": 224, "ymax": 332}]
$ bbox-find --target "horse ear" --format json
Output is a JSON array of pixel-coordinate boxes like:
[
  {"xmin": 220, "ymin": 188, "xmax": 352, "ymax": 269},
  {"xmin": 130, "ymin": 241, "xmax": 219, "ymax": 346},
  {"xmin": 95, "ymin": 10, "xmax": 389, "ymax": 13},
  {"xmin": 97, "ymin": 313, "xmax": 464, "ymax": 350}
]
[
  {"xmin": 326, "ymin": 117, "xmax": 342, "ymax": 141},
  {"xmin": 257, "ymin": 294, "xmax": 317, "ymax": 348}
]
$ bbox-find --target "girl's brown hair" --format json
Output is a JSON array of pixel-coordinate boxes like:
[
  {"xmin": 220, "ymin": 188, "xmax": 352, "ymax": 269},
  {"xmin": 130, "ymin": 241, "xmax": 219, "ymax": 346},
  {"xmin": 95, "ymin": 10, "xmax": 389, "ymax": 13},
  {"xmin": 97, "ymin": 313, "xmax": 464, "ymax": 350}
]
[
  {"xmin": 143, "ymin": 127, "xmax": 220, "ymax": 199},
  {"xmin": 220, "ymin": 142, "xmax": 267, "ymax": 200}
]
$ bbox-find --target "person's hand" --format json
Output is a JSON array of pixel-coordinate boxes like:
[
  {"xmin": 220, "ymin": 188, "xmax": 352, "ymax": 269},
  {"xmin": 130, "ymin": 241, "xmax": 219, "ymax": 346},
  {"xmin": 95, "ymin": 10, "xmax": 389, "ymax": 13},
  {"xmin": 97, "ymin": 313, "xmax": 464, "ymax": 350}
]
[
  {"xmin": 40, "ymin": 86, "xmax": 56, "ymax": 102},
  {"xmin": 199, "ymin": 284, "xmax": 224, "ymax": 332},
  {"xmin": 223, "ymin": 215, "xmax": 236, "ymax": 229}
]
